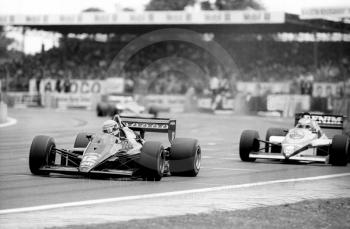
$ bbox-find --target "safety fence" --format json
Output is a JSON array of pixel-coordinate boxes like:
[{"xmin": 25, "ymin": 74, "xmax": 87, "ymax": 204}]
[{"xmin": 4, "ymin": 91, "xmax": 349, "ymax": 117}]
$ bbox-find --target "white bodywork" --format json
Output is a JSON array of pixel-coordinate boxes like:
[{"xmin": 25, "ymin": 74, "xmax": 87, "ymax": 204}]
[
  {"xmin": 104, "ymin": 94, "xmax": 150, "ymax": 117},
  {"xmin": 250, "ymin": 123, "xmax": 333, "ymax": 162},
  {"xmin": 114, "ymin": 97, "xmax": 148, "ymax": 117}
]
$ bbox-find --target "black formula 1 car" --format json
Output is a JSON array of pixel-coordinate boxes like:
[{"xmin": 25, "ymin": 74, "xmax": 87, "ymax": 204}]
[
  {"xmin": 239, "ymin": 113, "xmax": 349, "ymax": 166},
  {"xmin": 29, "ymin": 116, "xmax": 201, "ymax": 181}
]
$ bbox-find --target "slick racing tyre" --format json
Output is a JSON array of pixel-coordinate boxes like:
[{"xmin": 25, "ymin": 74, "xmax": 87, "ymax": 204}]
[
  {"xmin": 239, "ymin": 130, "xmax": 259, "ymax": 162},
  {"xmin": 62, "ymin": 132, "xmax": 92, "ymax": 167},
  {"xmin": 74, "ymin": 132, "xmax": 91, "ymax": 148},
  {"xmin": 61, "ymin": 132, "xmax": 91, "ymax": 167},
  {"xmin": 111, "ymin": 108, "xmax": 121, "ymax": 117},
  {"xmin": 330, "ymin": 135, "xmax": 349, "ymax": 166},
  {"xmin": 29, "ymin": 135, "xmax": 56, "ymax": 175},
  {"xmin": 148, "ymin": 106, "xmax": 159, "ymax": 118},
  {"xmin": 96, "ymin": 106, "xmax": 105, "ymax": 117},
  {"xmin": 265, "ymin": 128, "xmax": 285, "ymax": 153},
  {"xmin": 169, "ymin": 138, "xmax": 201, "ymax": 177},
  {"xmin": 139, "ymin": 141, "xmax": 165, "ymax": 181}
]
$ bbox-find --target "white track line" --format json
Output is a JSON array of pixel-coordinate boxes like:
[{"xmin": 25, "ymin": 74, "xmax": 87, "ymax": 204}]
[
  {"xmin": 0, "ymin": 117, "xmax": 17, "ymax": 128},
  {"xmin": 206, "ymin": 142, "xmax": 217, "ymax": 146},
  {"xmin": 0, "ymin": 173, "xmax": 349, "ymax": 215},
  {"xmin": 202, "ymin": 167, "xmax": 259, "ymax": 171},
  {"xmin": 202, "ymin": 156, "xmax": 240, "ymax": 160},
  {"xmin": 201, "ymin": 148, "xmax": 219, "ymax": 151}
]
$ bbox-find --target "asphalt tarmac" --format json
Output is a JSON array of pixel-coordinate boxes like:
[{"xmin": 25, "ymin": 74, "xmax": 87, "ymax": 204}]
[{"xmin": 0, "ymin": 108, "xmax": 349, "ymax": 213}]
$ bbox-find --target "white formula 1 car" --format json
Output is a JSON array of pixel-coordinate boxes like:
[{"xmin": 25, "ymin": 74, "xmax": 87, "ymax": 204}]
[
  {"xmin": 96, "ymin": 94, "xmax": 159, "ymax": 118},
  {"xmin": 239, "ymin": 113, "xmax": 349, "ymax": 166}
]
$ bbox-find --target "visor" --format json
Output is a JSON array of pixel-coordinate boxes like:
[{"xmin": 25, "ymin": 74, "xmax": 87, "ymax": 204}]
[{"xmin": 103, "ymin": 126, "xmax": 112, "ymax": 133}]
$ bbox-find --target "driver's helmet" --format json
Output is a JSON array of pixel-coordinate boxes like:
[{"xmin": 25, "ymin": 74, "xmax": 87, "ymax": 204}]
[
  {"xmin": 297, "ymin": 118, "xmax": 313, "ymax": 129},
  {"xmin": 102, "ymin": 120, "xmax": 119, "ymax": 134}
]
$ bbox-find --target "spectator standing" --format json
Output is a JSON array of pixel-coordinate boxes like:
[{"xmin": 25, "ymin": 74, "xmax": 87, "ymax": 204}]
[
  {"xmin": 44, "ymin": 81, "xmax": 52, "ymax": 92},
  {"xmin": 298, "ymin": 74, "xmax": 306, "ymax": 94},
  {"xmin": 36, "ymin": 76, "xmax": 41, "ymax": 94},
  {"xmin": 326, "ymin": 85, "xmax": 334, "ymax": 113},
  {"xmin": 209, "ymin": 75, "xmax": 219, "ymax": 97},
  {"xmin": 219, "ymin": 76, "xmax": 230, "ymax": 93},
  {"xmin": 305, "ymin": 73, "xmax": 314, "ymax": 95},
  {"xmin": 209, "ymin": 75, "xmax": 220, "ymax": 110},
  {"xmin": 125, "ymin": 78, "xmax": 135, "ymax": 94},
  {"xmin": 63, "ymin": 77, "xmax": 71, "ymax": 93},
  {"xmin": 55, "ymin": 78, "xmax": 62, "ymax": 93}
]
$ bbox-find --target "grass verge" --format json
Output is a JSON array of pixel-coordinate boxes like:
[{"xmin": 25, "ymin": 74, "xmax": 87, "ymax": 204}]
[{"xmin": 51, "ymin": 198, "xmax": 350, "ymax": 229}]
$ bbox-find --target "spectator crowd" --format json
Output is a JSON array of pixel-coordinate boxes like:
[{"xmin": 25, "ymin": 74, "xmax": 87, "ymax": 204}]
[{"xmin": 1, "ymin": 35, "xmax": 349, "ymax": 96}]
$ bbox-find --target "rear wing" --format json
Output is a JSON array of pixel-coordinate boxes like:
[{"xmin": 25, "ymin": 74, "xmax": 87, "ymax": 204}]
[
  {"xmin": 294, "ymin": 113, "xmax": 345, "ymax": 130},
  {"xmin": 118, "ymin": 116, "xmax": 176, "ymax": 142}
]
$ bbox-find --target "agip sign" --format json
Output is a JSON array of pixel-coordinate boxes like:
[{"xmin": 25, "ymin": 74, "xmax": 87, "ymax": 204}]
[
  {"xmin": 33, "ymin": 78, "xmax": 125, "ymax": 109},
  {"xmin": 68, "ymin": 80, "xmax": 102, "ymax": 94},
  {"xmin": 36, "ymin": 78, "xmax": 124, "ymax": 94}
]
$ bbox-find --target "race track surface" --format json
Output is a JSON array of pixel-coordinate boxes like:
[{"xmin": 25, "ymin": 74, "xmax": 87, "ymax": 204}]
[{"xmin": 0, "ymin": 108, "xmax": 349, "ymax": 227}]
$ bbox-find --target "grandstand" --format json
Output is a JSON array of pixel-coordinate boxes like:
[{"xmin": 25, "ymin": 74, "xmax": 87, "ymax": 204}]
[{"xmin": 0, "ymin": 10, "xmax": 349, "ymax": 115}]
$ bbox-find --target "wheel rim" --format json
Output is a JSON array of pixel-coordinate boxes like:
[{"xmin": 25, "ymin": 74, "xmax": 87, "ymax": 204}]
[
  {"xmin": 194, "ymin": 147, "xmax": 201, "ymax": 170},
  {"xmin": 158, "ymin": 153, "xmax": 165, "ymax": 174}
]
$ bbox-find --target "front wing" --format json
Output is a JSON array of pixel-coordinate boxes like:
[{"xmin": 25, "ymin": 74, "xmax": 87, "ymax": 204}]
[
  {"xmin": 39, "ymin": 166, "xmax": 134, "ymax": 177},
  {"xmin": 254, "ymin": 139, "xmax": 329, "ymax": 163},
  {"xmin": 249, "ymin": 153, "xmax": 327, "ymax": 163}
]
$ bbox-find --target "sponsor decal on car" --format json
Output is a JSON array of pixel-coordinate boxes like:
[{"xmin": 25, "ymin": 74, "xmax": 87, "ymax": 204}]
[
  {"xmin": 122, "ymin": 118, "xmax": 169, "ymax": 124},
  {"xmin": 121, "ymin": 140, "xmax": 134, "ymax": 151},
  {"xmin": 124, "ymin": 122, "xmax": 169, "ymax": 129},
  {"xmin": 310, "ymin": 115, "xmax": 342, "ymax": 125},
  {"xmin": 80, "ymin": 153, "xmax": 100, "ymax": 168}
]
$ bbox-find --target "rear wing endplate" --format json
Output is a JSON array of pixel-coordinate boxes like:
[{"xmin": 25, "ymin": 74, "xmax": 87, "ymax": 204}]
[
  {"xmin": 295, "ymin": 113, "xmax": 345, "ymax": 130},
  {"xmin": 118, "ymin": 116, "xmax": 176, "ymax": 142}
]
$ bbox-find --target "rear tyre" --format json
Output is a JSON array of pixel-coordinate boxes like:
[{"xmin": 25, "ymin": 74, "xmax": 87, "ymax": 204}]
[
  {"xmin": 111, "ymin": 108, "xmax": 121, "ymax": 117},
  {"xmin": 239, "ymin": 130, "xmax": 259, "ymax": 162},
  {"xmin": 330, "ymin": 135, "xmax": 349, "ymax": 166},
  {"xmin": 149, "ymin": 107, "xmax": 159, "ymax": 118},
  {"xmin": 96, "ymin": 106, "xmax": 104, "ymax": 117},
  {"xmin": 265, "ymin": 128, "xmax": 285, "ymax": 153},
  {"xmin": 169, "ymin": 138, "xmax": 201, "ymax": 177},
  {"xmin": 29, "ymin": 135, "xmax": 56, "ymax": 175},
  {"xmin": 74, "ymin": 132, "xmax": 91, "ymax": 148},
  {"xmin": 61, "ymin": 132, "xmax": 91, "ymax": 167},
  {"xmin": 139, "ymin": 141, "xmax": 165, "ymax": 181}
]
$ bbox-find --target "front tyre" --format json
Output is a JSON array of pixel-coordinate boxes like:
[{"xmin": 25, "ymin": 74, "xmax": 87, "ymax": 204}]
[
  {"xmin": 169, "ymin": 138, "xmax": 201, "ymax": 177},
  {"xmin": 330, "ymin": 135, "xmax": 349, "ymax": 166},
  {"xmin": 29, "ymin": 135, "xmax": 56, "ymax": 175},
  {"xmin": 239, "ymin": 130, "xmax": 259, "ymax": 162},
  {"xmin": 139, "ymin": 141, "xmax": 165, "ymax": 181}
]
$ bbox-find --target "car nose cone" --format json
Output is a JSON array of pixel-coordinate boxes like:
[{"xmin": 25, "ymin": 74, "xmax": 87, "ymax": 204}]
[{"xmin": 283, "ymin": 145, "xmax": 295, "ymax": 157}]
